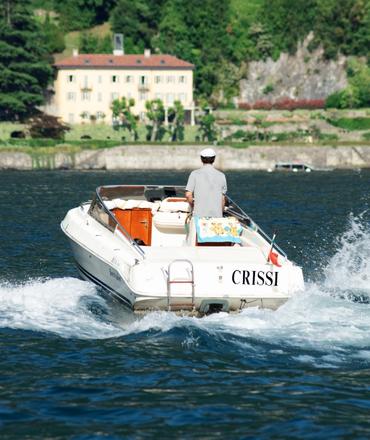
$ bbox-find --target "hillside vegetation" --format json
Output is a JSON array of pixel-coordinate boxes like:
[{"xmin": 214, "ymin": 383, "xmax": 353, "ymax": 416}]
[
  {"xmin": 1, "ymin": 0, "xmax": 369, "ymax": 124},
  {"xmin": 28, "ymin": 0, "xmax": 369, "ymax": 101}
]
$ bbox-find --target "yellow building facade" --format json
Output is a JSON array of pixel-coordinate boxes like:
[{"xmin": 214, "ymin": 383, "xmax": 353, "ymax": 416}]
[{"xmin": 51, "ymin": 50, "xmax": 195, "ymax": 125}]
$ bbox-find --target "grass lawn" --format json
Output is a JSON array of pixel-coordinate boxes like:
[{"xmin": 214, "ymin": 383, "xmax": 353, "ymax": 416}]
[
  {"xmin": 0, "ymin": 121, "xmax": 201, "ymax": 150},
  {"xmin": 0, "ymin": 123, "xmax": 26, "ymax": 139},
  {"xmin": 65, "ymin": 123, "xmax": 199, "ymax": 142}
]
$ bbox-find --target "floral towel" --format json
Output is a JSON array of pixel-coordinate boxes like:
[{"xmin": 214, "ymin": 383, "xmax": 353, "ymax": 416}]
[{"xmin": 195, "ymin": 216, "xmax": 242, "ymax": 243}]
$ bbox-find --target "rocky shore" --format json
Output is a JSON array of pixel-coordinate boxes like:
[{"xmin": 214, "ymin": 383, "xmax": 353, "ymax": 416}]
[{"xmin": 1, "ymin": 144, "xmax": 370, "ymax": 171}]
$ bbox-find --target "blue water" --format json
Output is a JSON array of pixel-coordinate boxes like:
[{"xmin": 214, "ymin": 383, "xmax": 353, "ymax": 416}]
[{"xmin": 0, "ymin": 169, "xmax": 369, "ymax": 439}]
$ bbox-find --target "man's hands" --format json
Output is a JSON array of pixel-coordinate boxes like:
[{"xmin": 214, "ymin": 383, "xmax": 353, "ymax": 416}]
[{"xmin": 185, "ymin": 191, "xmax": 194, "ymax": 209}]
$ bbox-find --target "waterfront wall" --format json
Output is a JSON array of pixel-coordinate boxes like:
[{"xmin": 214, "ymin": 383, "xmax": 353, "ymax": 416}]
[{"xmin": 1, "ymin": 144, "xmax": 370, "ymax": 170}]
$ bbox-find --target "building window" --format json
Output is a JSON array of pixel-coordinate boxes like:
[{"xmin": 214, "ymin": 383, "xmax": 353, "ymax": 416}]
[
  {"xmin": 96, "ymin": 111, "xmax": 105, "ymax": 120},
  {"xmin": 112, "ymin": 75, "xmax": 119, "ymax": 83},
  {"xmin": 81, "ymin": 91, "xmax": 91, "ymax": 101},
  {"xmin": 111, "ymin": 92, "xmax": 119, "ymax": 102},
  {"xmin": 125, "ymin": 75, "xmax": 133, "ymax": 83},
  {"xmin": 98, "ymin": 75, "xmax": 102, "ymax": 84},
  {"xmin": 178, "ymin": 93, "xmax": 186, "ymax": 103},
  {"xmin": 67, "ymin": 92, "xmax": 76, "ymax": 101},
  {"xmin": 67, "ymin": 75, "xmax": 75, "ymax": 83},
  {"xmin": 139, "ymin": 92, "xmax": 148, "ymax": 101},
  {"xmin": 179, "ymin": 75, "xmax": 186, "ymax": 84},
  {"xmin": 97, "ymin": 92, "xmax": 102, "ymax": 102},
  {"xmin": 155, "ymin": 93, "xmax": 162, "ymax": 100},
  {"xmin": 166, "ymin": 76, "xmax": 175, "ymax": 83},
  {"xmin": 68, "ymin": 113, "xmax": 74, "ymax": 123},
  {"xmin": 83, "ymin": 75, "xmax": 88, "ymax": 87},
  {"xmin": 140, "ymin": 75, "xmax": 148, "ymax": 85},
  {"xmin": 166, "ymin": 93, "xmax": 174, "ymax": 104},
  {"xmin": 154, "ymin": 75, "xmax": 162, "ymax": 84}
]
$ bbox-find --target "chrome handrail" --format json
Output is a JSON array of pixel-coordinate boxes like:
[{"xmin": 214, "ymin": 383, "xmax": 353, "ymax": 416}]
[{"xmin": 225, "ymin": 197, "xmax": 287, "ymax": 258}]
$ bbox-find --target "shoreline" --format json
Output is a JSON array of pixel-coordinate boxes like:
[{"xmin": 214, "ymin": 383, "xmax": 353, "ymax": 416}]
[{"xmin": 1, "ymin": 144, "xmax": 370, "ymax": 170}]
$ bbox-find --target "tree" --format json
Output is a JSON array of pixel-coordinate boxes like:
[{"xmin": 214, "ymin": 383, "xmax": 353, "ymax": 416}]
[
  {"xmin": 259, "ymin": 0, "xmax": 317, "ymax": 56},
  {"xmin": 111, "ymin": 0, "xmax": 165, "ymax": 53},
  {"xmin": 326, "ymin": 58, "xmax": 370, "ymax": 108},
  {"xmin": 198, "ymin": 110, "xmax": 218, "ymax": 142},
  {"xmin": 53, "ymin": 0, "xmax": 116, "ymax": 31},
  {"xmin": 168, "ymin": 100, "xmax": 185, "ymax": 142},
  {"xmin": 313, "ymin": 0, "xmax": 370, "ymax": 58},
  {"xmin": 145, "ymin": 99, "xmax": 165, "ymax": 141},
  {"xmin": 111, "ymin": 97, "xmax": 139, "ymax": 141},
  {"xmin": 28, "ymin": 113, "xmax": 70, "ymax": 139},
  {"xmin": 0, "ymin": 0, "xmax": 53, "ymax": 120},
  {"xmin": 155, "ymin": 0, "xmax": 232, "ymax": 98},
  {"xmin": 79, "ymin": 32, "xmax": 112, "ymax": 54},
  {"xmin": 43, "ymin": 13, "xmax": 65, "ymax": 54}
]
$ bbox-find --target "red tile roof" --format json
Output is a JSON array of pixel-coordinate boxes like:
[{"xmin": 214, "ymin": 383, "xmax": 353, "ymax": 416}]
[{"xmin": 54, "ymin": 54, "xmax": 194, "ymax": 69}]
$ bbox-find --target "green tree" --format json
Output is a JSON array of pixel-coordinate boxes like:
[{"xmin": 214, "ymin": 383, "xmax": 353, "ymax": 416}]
[
  {"xmin": 198, "ymin": 111, "xmax": 217, "ymax": 142},
  {"xmin": 155, "ymin": 0, "xmax": 232, "ymax": 98},
  {"xmin": 259, "ymin": 0, "xmax": 370, "ymax": 59},
  {"xmin": 43, "ymin": 13, "xmax": 65, "ymax": 53},
  {"xmin": 111, "ymin": 0, "xmax": 165, "ymax": 53},
  {"xmin": 168, "ymin": 100, "xmax": 185, "ymax": 142},
  {"xmin": 54, "ymin": 0, "xmax": 116, "ymax": 31},
  {"xmin": 0, "ymin": 0, "xmax": 53, "ymax": 120},
  {"xmin": 313, "ymin": 0, "xmax": 370, "ymax": 58},
  {"xmin": 111, "ymin": 97, "xmax": 139, "ymax": 141},
  {"xmin": 259, "ymin": 0, "xmax": 317, "ymax": 56},
  {"xmin": 79, "ymin": 32, "xmax": 112, "ymax": 54},
  {"xmin": 326, "ymin": 58, "xmax": 370, "ymax": 108},
  {"xmin": 145, "ymin": 99, "xmax": 165, "ymax": 141}
]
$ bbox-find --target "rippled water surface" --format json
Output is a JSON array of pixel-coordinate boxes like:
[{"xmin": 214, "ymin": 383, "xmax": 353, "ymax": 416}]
[{"xmin": 0, "ymin": 169, "xmax": 369, "ymax": 439}]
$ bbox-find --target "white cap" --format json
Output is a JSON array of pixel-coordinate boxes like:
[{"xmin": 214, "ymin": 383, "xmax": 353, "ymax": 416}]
[{"xmin": 200, "ymin": 147, "xmax": 216, "ymax": 157}]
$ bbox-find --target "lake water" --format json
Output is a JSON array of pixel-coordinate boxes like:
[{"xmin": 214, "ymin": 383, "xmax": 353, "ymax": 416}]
[{"xmin": 0, "ymin": 169, "xmax": 369, "ymax": 439}]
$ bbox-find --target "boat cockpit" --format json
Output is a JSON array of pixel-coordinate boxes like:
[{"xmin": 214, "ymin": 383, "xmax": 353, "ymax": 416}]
[{"xmin": 87, "ymin": 184, "xmax": 285, "ymax": 258}]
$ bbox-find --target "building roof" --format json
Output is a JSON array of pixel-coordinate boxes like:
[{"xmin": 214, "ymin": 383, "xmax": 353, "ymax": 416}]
[{"xmin": 54, "ymin": 54, "xmax": 194, "ymax": 70}]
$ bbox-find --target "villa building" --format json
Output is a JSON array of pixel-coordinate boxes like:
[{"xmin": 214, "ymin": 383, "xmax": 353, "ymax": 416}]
[{"xmin": 51, "ymin": 49, "xmax": 195, "ymax": 125}]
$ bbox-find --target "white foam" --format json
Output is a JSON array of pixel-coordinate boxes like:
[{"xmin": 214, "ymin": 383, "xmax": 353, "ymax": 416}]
[
  {"xmin": 0, "ymin": 278, "xmax": 122, "ymax": 339},
  {"xmin": 1, "ymin": 214, "xmax": 369, "ymax": 367},
  {"xmin": 323, "ymin": 212, "xmax": 370, "ymax": 294}
]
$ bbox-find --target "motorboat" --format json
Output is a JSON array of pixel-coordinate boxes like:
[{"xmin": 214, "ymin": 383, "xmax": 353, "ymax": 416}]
[
  {"xmin": 61, "ymin": 185, "xmax": 304, "ymax": 315},
  {"xmin": 267, "ymin": 162, "xmax": 313, "ymax": 173}
]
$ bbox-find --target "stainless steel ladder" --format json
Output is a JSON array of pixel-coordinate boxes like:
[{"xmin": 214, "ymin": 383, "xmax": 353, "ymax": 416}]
[{"xmin": 167, "ymin": 259, "xmax": 195, "ymax": 311}]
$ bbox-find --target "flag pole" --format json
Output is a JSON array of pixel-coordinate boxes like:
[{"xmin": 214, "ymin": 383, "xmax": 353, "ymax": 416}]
[{"xmin": 267, "ymin": 233, "xmax": 276, "ymax": 263}]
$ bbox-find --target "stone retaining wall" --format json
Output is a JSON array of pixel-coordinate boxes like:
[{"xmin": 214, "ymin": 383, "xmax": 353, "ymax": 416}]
[{"xmin": 1, "ymin": 144, "xmax": 370, "ymax": 170}]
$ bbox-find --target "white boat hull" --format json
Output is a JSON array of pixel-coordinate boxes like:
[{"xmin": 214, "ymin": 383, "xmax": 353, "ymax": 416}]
[{"xmin": 62, "ymin": 203, "xmax": 304, "ymax": 315}]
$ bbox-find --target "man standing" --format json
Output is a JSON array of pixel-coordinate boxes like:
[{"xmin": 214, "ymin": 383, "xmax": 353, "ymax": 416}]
[{"xmin": 185, "ymin": 148, "xmax": 227, "ymax": 218}]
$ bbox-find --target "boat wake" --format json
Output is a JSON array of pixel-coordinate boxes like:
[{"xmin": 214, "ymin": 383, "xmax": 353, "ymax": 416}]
[{"xmin": 1, "ymin": 213, "xmax": 369, "ymax": 366}]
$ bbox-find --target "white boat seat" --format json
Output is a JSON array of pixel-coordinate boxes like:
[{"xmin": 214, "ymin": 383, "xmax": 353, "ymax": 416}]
[{"xmin": 153, "ymin": 211, "xmax": 187, "ymax": 232}]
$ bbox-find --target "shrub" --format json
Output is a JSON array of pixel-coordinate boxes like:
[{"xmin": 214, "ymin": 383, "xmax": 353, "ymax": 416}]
[
  {"xmin": 263, "ymin": 83, "xmax": 274, "ymax": 95},
  {"xmin": 28, "ymin": 114, "xmax": 70, "ymax": 139},
  {"xmin": 10, "ymin": 130, "xmax": 26, "ymax": 139},
  {"xmin": 327, "ymin": 118, "xmax": 370, "ymax": 131},
  {"xmin": 238, "ymin": 98, "xmax": 325, "ymax": 110}
]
